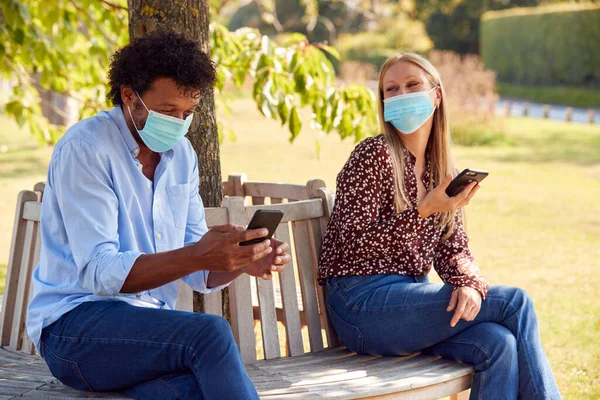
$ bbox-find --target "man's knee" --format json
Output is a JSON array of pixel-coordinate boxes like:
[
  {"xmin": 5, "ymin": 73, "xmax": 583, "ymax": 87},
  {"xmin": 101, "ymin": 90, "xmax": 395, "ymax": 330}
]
[{"xmin": 194, "ymin": 314, "xmax": 234, "ymax": 341}]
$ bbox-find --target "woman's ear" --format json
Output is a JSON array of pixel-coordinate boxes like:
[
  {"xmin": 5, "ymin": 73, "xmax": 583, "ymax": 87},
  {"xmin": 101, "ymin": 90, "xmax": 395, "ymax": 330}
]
[{"xmin": 435, "ymin": 87, "xmax": 442, "ymax": 108}]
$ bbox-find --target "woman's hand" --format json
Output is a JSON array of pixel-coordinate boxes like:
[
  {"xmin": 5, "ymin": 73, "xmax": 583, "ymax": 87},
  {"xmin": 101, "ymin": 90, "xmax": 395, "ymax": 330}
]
[
  {"xmin": 242, "ymin": 239, "xmax": 291, "ymax": 280},
  {"xmin": 417, "ymin": 174, "xmax": 480, "ymax": 218},
  {"xmin": 447, "ymin": 286, "xmax": 482, "ymax": 327}
]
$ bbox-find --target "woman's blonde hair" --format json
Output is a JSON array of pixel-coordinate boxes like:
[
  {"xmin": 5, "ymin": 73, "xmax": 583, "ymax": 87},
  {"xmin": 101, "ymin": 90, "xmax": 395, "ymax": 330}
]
[{"xmin": 377, "ymin": 53, "xmax": 457, "ymax": 239}]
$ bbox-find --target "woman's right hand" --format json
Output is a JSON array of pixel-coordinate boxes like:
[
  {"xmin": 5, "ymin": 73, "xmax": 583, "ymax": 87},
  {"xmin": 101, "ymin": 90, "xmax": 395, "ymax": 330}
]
[{"xmin": 417, "ymin": 174, "xmax": 480, "ymax": 218}]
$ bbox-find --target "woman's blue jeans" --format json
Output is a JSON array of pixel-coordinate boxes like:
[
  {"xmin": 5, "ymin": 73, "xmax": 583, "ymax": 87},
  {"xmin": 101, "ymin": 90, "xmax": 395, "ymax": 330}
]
[
  {"xmin": 39, "ymin": 301, "xmax": 259, "ymax": 399},
  {"xmin": 326, "ymin": 274, "xmax": 561, "ymax": 400}
]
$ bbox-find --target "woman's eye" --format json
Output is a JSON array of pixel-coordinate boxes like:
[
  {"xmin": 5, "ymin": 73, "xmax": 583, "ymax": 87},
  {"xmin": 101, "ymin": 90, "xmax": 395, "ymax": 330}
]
[
  {"xmin": 386, "ymin": 87, "xmax": 398, "ymax": 92},
  {"xmin": 408, "ymin": 81, "xmax": 420, "ymax": 87}
]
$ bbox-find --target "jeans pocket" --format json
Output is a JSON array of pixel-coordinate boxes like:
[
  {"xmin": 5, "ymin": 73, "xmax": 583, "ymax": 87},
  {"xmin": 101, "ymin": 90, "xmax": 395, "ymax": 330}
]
[
  {"xmin": 166, "ymin": 183, "xmax": 190, "ymax": 229},
  {"xmin": 327, "ymin": 304, "xmax": 364, "ymax": 354},
  {"xmin": 41, "ymin": 342, "xmax": 92, "ymax": 391}
]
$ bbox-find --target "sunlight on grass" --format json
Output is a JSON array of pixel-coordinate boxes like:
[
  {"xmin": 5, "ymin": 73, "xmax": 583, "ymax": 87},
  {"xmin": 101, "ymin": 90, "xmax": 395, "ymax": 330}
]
[{"xmin": 0, "ymin": 100, "xmax": 598, "ymax": 398}]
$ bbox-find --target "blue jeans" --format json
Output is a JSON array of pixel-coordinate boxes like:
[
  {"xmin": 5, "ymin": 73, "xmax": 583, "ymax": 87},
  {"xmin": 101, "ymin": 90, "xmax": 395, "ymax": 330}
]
[
  {"xmin": 326, "ymin": 274, "xmax": 561, "ymax": 400},
  {"xmin": 39, "ymin": 301, "xmax": 259, "ymax": 399}
]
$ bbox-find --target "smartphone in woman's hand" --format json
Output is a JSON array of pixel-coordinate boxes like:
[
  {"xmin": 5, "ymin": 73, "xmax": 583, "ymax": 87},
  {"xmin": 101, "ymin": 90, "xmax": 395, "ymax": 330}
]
[{"xmin": 445, "ymin": 169, "xmax": 488, "ymax": 197}]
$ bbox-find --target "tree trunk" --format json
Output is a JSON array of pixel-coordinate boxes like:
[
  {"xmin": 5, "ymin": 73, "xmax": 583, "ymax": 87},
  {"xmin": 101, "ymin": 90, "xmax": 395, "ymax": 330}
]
[{"xmin": 127, "ymin": 0, "xmax": 226, "ymax": 316}]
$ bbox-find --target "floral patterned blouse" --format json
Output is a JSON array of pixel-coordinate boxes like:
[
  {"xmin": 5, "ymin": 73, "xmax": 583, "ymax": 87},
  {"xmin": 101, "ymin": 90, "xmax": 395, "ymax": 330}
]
[{"xmin": 318, "ymin": 135, "xmax": 489, "ymax": 299}]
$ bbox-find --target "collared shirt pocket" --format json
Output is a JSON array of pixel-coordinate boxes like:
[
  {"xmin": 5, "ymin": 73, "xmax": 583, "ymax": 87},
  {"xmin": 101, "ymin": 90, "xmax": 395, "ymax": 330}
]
[{"xmin": 166, "ymin": 183, "xmax": 190, "ymax": 229}]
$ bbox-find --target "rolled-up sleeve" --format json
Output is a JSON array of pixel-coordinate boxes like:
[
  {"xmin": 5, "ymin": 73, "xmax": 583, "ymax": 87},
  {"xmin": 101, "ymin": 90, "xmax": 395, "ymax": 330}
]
[
  {"xmin": 180, "ymin": 152, "xmax": 229, "ymax": 293},
  {"xmin": 51, "ymin": 139, "xmax": 143, "ymax": 296}
]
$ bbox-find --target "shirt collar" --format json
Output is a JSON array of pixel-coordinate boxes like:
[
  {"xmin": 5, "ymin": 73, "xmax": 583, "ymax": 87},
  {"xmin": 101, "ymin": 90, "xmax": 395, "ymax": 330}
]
[
  {"xmin": 109, "ymin": 106, "xmax": 141, "ymax": 157},
  {"xmin": 403, "ymin": 147, "xmax": 431, "ymax": 186}
]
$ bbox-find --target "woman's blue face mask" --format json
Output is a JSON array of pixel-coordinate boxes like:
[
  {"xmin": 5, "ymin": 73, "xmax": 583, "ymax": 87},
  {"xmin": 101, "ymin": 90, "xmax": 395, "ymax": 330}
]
[
  {"xmin": 127, "ymin": 92, "xmax": 193, "ymax": 153},
  {"xmin": 383, "ymin": 86, "xmax": 438, "ymax": 135}
]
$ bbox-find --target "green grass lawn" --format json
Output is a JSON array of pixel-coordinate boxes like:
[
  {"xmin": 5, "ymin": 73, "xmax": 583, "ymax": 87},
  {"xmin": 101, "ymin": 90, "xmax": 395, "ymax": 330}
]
[{"xmin": 0, "ymin": 100, "xmax": 599, "ymax": 398}]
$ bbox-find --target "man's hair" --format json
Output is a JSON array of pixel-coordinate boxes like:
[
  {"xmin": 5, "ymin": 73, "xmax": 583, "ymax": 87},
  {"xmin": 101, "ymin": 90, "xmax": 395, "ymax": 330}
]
[{"xmin": 107, "ymin": 30, "xmax": 216, "ymax": 106}]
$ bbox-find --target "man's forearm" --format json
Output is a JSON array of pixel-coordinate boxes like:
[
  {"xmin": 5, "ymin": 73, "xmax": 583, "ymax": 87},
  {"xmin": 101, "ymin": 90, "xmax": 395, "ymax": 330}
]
[{"xmin": 121, "ymin": 246, "xmax": 199, "ymax": 293}]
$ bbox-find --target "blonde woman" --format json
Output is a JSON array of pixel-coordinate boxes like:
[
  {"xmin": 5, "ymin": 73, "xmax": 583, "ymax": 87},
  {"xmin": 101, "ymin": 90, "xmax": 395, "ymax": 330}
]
[{"xmin": 318, "ymin": 54, "xmax": 561, "ymax": 400}]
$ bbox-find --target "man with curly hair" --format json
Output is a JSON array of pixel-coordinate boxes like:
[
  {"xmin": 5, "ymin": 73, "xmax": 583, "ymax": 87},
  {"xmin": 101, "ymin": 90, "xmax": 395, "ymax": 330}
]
[{"xmin": 26, "ymin": 31, "xmax": 288, "ymax": 399}]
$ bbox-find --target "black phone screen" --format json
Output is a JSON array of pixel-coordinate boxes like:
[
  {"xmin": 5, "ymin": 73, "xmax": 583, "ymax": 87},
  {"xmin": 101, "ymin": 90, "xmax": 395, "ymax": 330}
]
[
  {"xmin": 445, "ymin": 169, "xmax": 489, "ymax": 197},
  {"xmin": 239, "ymin": 209, "xmax": 284, "ymax": 246}
]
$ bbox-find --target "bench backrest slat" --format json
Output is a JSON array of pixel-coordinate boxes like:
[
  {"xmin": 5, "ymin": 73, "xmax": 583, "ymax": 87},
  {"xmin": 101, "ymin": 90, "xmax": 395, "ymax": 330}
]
[
  {"xmin": 9, "ymin": 216, "xmax": 40, "ymax": 351},
  {"xmin": 256, "ymin": 276, "xmax": 280, "ymax": 360},
  {"xmin": 1, "ymin": 191, "xmax": 39, "ymax": 348},
  {"xmin": 312, "ymin": 189, "xmax": 339, "ymax": 348},
  {"xmin": 222, "ymin": 174, "xmax": 326, "ymax": 206},
  {"xmin": 292, "ymin": 220, "xmax": 324, "ymax": 352},
  {"xmin": 225, "ymin": 197, "xmax": 259, "ymax": 363},
  {"xmin": 274, "ymin": 223, "xmax": 304, "ymax": 357},
  {"xmin": 203, "ymin": 291, "xmax": 223, "ymax": 317}
]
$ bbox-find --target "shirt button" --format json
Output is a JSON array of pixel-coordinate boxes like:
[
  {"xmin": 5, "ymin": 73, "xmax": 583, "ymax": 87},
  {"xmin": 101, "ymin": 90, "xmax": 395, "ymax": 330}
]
[{"xmin": 156, "ymin": 233, "xmax": 162, "ymax": 239}]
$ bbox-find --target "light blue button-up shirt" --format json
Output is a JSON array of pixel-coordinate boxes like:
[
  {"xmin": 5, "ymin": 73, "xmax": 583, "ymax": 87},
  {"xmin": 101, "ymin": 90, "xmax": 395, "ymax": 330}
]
[{"xmin": 26, "ymin": 106, "xmax": 221, "ymax": 354}]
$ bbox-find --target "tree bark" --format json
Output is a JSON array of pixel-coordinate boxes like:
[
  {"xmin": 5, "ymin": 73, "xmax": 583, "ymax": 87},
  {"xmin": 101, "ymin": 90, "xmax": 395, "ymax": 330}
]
[{"xmin": 127, "ymin": 0, "xmax": 224, "ymax": 315}]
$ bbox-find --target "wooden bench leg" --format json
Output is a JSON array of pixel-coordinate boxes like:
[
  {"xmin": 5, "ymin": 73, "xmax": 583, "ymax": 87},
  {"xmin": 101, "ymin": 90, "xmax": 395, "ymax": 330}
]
[{"xmin": 450, "ymin": 389, "xmax": 470, "ymax": 400}]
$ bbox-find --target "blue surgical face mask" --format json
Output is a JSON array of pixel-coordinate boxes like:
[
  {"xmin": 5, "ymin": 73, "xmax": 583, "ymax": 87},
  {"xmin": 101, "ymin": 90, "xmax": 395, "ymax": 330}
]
[
  {"xmin": 127, "ymin": 92, "xmax": 193, "ymax": 153},
  {"xmin": 383, "ymin": 87, "xmax": 438, "ymax": 134}
]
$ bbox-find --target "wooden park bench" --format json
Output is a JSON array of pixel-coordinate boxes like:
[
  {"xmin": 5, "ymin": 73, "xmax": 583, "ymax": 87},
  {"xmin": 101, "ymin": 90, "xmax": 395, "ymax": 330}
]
[{"xmin": 0, "ymin": 175, "xmax": 473, "ymax": 399}]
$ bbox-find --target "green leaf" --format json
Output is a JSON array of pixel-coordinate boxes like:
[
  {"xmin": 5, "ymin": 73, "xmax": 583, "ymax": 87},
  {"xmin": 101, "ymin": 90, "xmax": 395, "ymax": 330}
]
[
  {"xmin": 318, "ymin": 44, "xmax": 340, "ymax": 61},
  {"xmin": 289, "ymin": 107, "xmax": 301, "ymax": 142},
  {"xmin": 14, "ymin": 29, "xmax": 25, "ymax": 45},
  {"xmin": 260, "ymin": 97, "xmax": 273, "ymax": 119},
  {"xmin": 278, "ymin": 100, "xmax": 289, "ymax": 126},
  {"xmin": 339, "ymin": 109, "xmax": 353, "ymax": 139},
  {"xmin": 279, "ymin": 33, "xmax": 308, "ymax": 47}
]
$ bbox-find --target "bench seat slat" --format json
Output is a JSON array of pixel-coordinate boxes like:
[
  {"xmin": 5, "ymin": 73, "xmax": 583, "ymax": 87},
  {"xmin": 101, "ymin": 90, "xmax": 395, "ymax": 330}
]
[{"xmin": 252, "ymin": 349, "xmax": 474, "ymax": 399}]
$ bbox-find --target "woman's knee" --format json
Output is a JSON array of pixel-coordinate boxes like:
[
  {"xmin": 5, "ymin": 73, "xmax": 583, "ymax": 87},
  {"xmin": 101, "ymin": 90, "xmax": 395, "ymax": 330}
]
[
  {"xmin": 509, "ymin": 287, "xmax": 536, "ymax": 316},
  {"xmin": 473, "ymin": 324, "xmax": 517, "ymax": 368},
  {"xmin": 491, "ymin": 285, "xmax": 535, "ymax": 313}
]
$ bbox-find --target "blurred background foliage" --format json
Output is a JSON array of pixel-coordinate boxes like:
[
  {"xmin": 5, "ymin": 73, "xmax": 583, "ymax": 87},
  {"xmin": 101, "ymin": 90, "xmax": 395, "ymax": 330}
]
[{"xmin": 1, "ymin": 0, "xmax": 598, "ymax": 148}]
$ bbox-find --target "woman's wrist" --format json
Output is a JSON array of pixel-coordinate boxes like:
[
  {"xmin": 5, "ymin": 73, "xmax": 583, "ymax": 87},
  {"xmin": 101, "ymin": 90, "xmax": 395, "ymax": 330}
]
[{"xmin": 417, "ymin": 200, "xmax": 432, "ymax": 218}]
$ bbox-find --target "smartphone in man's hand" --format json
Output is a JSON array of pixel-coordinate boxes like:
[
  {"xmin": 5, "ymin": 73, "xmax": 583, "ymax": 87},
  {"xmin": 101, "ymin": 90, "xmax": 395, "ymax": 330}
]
[{"xmin": 239, "ymin": 210, "xmax": 284, "ymax": 246}]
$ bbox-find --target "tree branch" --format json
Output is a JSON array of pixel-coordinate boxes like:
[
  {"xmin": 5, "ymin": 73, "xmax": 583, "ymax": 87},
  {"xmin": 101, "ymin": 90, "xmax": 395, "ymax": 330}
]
[
  {"xmin": 254, "ymin": 0, "xmax": 283, "ymax": 32},
  {"xmin": 98, "ymin": 0, "xmax": 128, "ymax": 11},
  {"xmin": 68, "ymin": 0, "xmax": 119, "ymax": 47}
]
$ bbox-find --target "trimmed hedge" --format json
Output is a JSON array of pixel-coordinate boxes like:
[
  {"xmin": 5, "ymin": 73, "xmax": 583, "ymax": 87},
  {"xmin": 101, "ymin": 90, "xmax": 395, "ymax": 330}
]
[{"xmin": 480, "ymin": 4, "xmax": 600, "ymax": 86}]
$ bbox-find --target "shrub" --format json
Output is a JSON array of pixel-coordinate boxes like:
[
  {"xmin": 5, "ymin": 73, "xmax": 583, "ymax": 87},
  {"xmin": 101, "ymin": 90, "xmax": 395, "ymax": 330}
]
[
  {"xmin": 480, "ymin": 4, "xmax": 600, "ymax": 86},
  {"xmin": 336, "ymin": 17, "xmax": 433, "ymax": 72},
  {"xmin": 429, "ymin": 51, "xmax": 498, "ymax": 114}
]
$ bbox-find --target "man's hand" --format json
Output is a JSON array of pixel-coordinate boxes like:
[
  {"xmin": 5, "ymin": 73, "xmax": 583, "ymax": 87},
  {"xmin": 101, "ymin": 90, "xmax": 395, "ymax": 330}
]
[
  {"xmin": 447, "ymin": 286, "xmax": 482, "ymax": 327},
  {"xmin": 190, "ymin": 224, "xmax": 273, "ymax": 273},
  {"xmin": 243, "ymin": 239, "xmax": 291, "ymax": 280}
]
